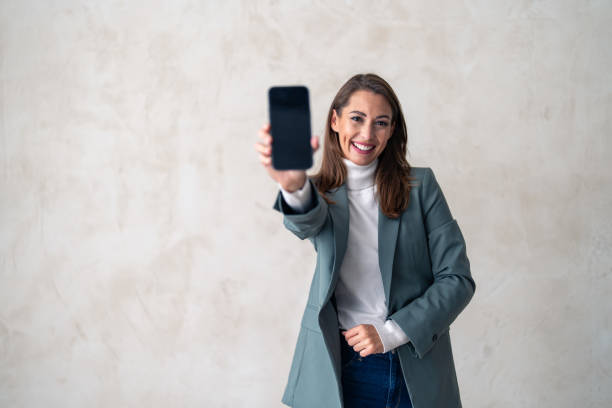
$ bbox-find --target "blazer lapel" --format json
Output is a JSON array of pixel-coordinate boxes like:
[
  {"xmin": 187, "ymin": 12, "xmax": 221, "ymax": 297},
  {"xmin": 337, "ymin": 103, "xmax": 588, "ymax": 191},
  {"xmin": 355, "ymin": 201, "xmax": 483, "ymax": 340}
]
[
  {"xmin": 321, "ymin": 185, "xmax": 349, "ymax": 306},
  {"xmin": 378, "ymin": 208, "xmax": 400, "ymax": 309}
]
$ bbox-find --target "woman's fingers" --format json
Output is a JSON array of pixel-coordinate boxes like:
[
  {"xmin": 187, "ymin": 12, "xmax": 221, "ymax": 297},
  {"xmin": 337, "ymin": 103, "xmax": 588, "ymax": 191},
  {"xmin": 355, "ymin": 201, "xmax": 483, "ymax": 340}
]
[
  {"xmin": 259, "ymin": 154, "xmax": 272, "ymax": 166},
  {"xmin": 360, "ymin": 345, "xmax": 377, "ymax": 357},
  {"xmin": 255, "ymin": 141, "xmax": 272, "ymax": 169},
  {"xmin": 351, "ymin": 339, "xmax": 373, "ymax": 356},
  {"xmin": 258, "ymin": 126, "xmax": 272, "ymax": 152},
  {"xmin": 343, "ymin": 324, "xmax": 383, "ymax": 356},
  {"xmin": 258, "ymin": 124, "xmax": 272, "ymax": 141},
  {"xmin": 256, "ymin": 124, "xmax": 273, "ymax": 164},
  {"xmin": 258, "ymin": 131, "xmax": 272, "ymax": 145},
  {"xmin": 255, "ymin": 140, "xmax": 271, "ymax": 156},
  {"xmin": 311, "ymin": 135, "xmax": 320, "ymax": 152}
]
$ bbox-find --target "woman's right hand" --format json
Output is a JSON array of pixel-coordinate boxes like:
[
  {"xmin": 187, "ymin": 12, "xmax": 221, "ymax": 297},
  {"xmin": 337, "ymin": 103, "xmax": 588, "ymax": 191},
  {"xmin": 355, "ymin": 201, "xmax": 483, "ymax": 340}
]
[{"xmin": 255, "ymin": 124, "xmax": 320, "ymax": 192}]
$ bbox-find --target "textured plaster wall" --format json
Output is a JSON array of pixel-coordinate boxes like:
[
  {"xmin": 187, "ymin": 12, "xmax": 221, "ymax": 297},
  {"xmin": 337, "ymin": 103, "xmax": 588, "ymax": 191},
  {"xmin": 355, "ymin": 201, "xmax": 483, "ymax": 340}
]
[{"xmin": 1, "ymin": 1, "xmax": 611, "ymax": 407}]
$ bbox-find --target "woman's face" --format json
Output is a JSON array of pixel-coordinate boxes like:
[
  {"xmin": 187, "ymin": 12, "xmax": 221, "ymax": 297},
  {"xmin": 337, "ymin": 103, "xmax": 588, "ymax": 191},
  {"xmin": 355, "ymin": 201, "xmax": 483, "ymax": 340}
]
[{"xmin": 331, "ymin": 90, "xmax": 395, "ymax": 166}]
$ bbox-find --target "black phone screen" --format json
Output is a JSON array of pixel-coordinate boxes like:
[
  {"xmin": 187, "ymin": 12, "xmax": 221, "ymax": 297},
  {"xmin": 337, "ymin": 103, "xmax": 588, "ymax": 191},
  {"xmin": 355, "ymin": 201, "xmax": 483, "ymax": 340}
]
[{"xmin": 268, "ymin": 86, "xmax": 312, "ymax": 170}]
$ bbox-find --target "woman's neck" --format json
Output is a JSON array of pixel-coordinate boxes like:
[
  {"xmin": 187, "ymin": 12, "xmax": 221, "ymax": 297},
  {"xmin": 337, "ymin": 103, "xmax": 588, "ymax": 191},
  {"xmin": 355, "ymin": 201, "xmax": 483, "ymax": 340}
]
[{"xmin": 342, "ymin": 158, "xmax": 378, "ymax": 190}]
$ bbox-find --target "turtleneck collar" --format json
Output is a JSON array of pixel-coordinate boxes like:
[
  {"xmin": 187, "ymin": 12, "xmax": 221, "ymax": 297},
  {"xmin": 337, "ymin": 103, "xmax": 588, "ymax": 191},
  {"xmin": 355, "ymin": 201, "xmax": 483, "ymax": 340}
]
[{"xmin": 342, "ymin": 158, "xmax": 378, "ymax": 191}]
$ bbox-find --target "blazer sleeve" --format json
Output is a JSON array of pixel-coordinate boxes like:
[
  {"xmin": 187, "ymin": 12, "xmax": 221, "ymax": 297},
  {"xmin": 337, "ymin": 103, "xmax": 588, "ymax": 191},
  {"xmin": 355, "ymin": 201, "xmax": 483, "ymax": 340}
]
[
  {"xmin": 390, "ymin": 168, "xmax": 476, "ymax": 359},
  {"xmin": 272, "ymin": 179, "xmax": 328, "ymax": 240}
]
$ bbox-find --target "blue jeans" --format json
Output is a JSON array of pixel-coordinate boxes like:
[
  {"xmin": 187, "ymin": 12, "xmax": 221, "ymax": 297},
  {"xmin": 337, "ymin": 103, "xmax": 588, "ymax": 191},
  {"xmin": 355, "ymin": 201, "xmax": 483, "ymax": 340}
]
[{"xmin": 340, "ymin": 330, "xmax": 413, "ymax": 408}]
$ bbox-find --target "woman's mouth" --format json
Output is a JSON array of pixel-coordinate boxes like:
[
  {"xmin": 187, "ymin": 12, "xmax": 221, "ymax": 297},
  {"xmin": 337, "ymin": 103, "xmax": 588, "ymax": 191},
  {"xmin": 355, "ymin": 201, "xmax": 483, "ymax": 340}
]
[{"xmin": 351, "ymin": 141, "xmax": 375, "ymax": 154}]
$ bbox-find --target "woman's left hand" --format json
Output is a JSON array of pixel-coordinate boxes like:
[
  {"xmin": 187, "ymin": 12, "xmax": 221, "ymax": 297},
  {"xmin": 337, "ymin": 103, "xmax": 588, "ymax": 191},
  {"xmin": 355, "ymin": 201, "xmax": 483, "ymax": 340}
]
[{"xmin": 342, "ymin": 324, "xmax": 384, "ymax": 357}]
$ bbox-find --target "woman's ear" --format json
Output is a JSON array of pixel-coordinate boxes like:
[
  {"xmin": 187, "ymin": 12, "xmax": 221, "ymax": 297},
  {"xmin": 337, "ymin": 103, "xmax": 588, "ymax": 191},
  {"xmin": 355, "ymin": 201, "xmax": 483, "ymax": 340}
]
[{"xmin": 331, "ymin": 109, "xmax": 339, "ymax": 133}]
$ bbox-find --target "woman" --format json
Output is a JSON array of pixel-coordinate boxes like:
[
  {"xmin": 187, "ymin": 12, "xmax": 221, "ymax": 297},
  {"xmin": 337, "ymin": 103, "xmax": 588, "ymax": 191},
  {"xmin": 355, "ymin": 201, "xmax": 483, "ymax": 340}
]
[{"xmin": 255, "ymin": 74, "xmax": 475, "ymax": 408}]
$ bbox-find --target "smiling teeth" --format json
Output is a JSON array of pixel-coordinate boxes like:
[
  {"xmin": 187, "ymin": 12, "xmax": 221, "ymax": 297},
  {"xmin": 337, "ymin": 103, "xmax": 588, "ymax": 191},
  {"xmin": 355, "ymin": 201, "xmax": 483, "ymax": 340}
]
[{"xmin": 353, "ymin": 142, "xmax": 374, "ymax": 151}]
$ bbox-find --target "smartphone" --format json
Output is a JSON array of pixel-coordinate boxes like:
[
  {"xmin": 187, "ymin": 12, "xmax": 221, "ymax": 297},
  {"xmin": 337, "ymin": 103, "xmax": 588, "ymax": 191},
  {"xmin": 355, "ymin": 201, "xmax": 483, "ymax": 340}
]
[{"xmin": 268, "ymin": 86, "xmax": 313, "ymax": 170}]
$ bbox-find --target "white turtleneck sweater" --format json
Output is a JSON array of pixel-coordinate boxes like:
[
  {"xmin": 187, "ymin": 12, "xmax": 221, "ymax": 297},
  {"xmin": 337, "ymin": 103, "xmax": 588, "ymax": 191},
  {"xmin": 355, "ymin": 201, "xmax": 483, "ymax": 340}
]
[{"xmin": 279, "ymin": 158, "xmax": 410, "ymax": 353}]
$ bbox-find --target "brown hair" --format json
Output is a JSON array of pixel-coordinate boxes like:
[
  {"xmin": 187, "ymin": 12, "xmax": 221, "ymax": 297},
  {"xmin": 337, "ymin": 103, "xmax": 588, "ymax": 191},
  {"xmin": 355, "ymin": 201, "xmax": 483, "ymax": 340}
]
[{"xmin": 312, "ymin": 73, "xmax": 415, "ymax": 218}]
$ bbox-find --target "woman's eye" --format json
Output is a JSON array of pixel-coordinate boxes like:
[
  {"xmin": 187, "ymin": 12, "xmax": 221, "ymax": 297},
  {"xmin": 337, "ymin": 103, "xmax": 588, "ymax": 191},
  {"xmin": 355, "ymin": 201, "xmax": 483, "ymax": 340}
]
[
  {"xmin": 350, "ymin": 116, "xmax": 362, "ymax": 122},
  {"xmin": 376, "ymin": 121, "xmax": 389, "ymax": 127}
]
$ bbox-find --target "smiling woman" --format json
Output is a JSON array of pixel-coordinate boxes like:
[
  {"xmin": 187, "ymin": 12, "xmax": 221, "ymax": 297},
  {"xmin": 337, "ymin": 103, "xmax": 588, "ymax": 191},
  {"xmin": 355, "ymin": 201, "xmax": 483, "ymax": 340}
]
[
  {"xmin": 255, "ymin": 73, "xmax": 475, "ymax": 408},
  {"xmin": 332, "ymin": 90, "xmax": 394, "ymax": 165},
  {"xmin": 313, "ymin": 74, "xmax": 413, "ymax": 219}
]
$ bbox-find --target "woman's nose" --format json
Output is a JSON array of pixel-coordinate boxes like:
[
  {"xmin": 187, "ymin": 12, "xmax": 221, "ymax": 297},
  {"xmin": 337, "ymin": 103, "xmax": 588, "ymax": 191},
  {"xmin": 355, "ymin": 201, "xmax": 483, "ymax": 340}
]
[{"xmin": 361, "ymin": 123, "xmax": 374, "ymax": 140}]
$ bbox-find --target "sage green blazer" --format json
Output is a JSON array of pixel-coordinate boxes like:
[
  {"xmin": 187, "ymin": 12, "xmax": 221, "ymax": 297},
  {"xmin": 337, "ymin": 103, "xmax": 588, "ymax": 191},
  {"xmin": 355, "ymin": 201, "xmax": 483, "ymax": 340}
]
[{"xmin": 273, "ymin": 167, "xmax": 475, "ymax": 408}]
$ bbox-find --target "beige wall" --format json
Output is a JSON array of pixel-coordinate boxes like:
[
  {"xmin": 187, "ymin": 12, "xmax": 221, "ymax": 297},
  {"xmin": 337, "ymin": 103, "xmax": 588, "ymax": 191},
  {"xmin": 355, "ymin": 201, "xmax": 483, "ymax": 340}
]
[{"xmin": 1, "ymin": 1, "xmax": 611, "ymax": 407}]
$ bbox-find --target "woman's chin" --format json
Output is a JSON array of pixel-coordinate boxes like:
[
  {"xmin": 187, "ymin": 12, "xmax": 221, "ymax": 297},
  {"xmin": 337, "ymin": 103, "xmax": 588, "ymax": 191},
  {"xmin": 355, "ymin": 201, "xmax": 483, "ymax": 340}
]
[{"xmin": 347, "ymin": 155, "xmax": 376, "ymax": 166}]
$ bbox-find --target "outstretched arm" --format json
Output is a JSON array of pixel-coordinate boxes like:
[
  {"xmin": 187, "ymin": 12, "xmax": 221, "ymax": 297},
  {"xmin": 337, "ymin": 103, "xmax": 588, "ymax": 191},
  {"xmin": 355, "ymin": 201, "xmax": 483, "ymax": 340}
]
[{"xmin": 255, "ymin": 123, "xmax": 325, "ymax": 240}]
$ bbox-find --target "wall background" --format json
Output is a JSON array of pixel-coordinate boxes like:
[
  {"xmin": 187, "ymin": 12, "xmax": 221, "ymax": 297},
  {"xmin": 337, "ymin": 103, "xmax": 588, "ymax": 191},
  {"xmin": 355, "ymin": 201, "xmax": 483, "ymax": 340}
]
[{"xmin": 1, "ymin": 1, "xmax": 611, "ymax": 407}]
